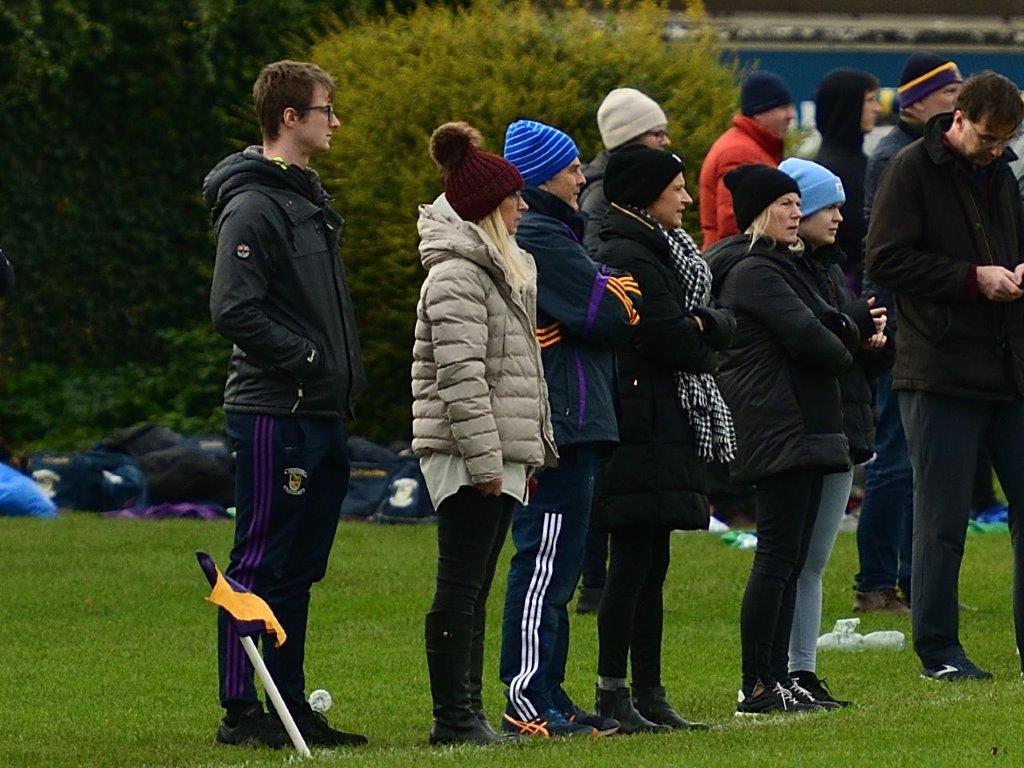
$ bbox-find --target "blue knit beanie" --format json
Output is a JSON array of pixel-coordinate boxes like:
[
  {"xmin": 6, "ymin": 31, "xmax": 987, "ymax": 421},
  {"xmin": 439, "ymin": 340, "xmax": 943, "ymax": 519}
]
[
  {"xmin": 740, "ymin": 71, "xmax": 792, "ymax": 117},
  {"xmin": 503, "ymin": 119, "xmax": 580, "ymax": 186},
  {"xmin": 778, "ymin": 158, "xmax": 845, "ymax": 217}
]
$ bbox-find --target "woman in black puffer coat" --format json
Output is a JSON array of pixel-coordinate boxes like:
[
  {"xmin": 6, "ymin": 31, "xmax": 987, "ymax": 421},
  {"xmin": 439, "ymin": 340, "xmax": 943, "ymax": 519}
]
[
  {"xmin": 593, "ymin": 146, "xmax": 735, "ymax": 733},
  {"xmin": 704, "ymin": 164, "xmax": 861, "ymax": 716}
]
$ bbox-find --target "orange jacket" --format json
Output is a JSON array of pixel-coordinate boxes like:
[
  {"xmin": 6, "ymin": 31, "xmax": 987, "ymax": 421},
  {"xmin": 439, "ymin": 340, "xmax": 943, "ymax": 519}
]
[{"xmin": 698, "ymin": 116, "xmax": 784, "ymax": 249}]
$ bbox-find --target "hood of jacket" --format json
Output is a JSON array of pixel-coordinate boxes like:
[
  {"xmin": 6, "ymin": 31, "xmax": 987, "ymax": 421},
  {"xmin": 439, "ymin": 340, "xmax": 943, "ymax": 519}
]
[
  {"xmin": 705, "ymin": 233, "xmax": 755, "ymax": 295},
  {"xmin": 417, "ymin": 194, "xmax": 535, "ymax": 287},
  {"xmin": 582, "ymin": 150, "xmax": 610, "ymax": 185},
  {"xmin": 598, "ymin": 204, "xmax": 672, "ymax": 263},
  {"xmin": 202, "ymin": 147, "xmax": 328, "ymax": 221},
  {"xmin": 815, "ymin": 70, "xmax": 877, "ymax": 151}
]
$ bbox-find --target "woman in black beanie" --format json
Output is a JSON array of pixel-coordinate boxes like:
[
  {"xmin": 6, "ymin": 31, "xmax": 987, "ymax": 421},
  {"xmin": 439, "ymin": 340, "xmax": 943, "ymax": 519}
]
[
  {"xmin": 593, "ymin": 146, "xmax": 735, "ymax": 732},
  {"xmin": 704, "ymin": 164, "xmax": 861, "ymax": 715}
]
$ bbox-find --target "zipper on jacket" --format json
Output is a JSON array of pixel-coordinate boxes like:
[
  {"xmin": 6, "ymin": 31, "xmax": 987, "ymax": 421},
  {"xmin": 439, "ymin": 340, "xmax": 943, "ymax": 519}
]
[{"xmin": 291, "ymin": 383, "xmax": 304, "ymax": 414}]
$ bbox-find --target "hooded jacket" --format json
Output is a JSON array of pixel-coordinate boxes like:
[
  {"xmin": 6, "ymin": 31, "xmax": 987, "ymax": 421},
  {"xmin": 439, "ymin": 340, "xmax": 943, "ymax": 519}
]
[
  {"xmin": 516, "ymin": 186, "xmax": 639, "ymax": 449},
  {"xmin": 862, "ymin": 117, "xmax": 926, "ymax": 330},
  {"xmin": 593, "ymin": 206, "xmax": 735, "ymax": 531},
  {"xmin": 204, "ymin": 147, "xmax": 366, "ymax": 418},
  {"xmin": 815, "ymin": 70, "xmax": 877, "ymax": 273},
  {"xmin": 579, "ymin": 150, "xmax": 611, "ymax": 256},
  {"xmin": 411, "ymin": 195, "xmax": 557, "ymax": 483},
  {"xmin": 699, "ymin": 116, "xmax": 785, "ymax": 249},
  {"xmin": 706, "ymin": 235, "xmax": 859, "ymax": 483},
  {"xmin": 866, "ymin": 113, "xmax": 1024, "ymax": 401}
]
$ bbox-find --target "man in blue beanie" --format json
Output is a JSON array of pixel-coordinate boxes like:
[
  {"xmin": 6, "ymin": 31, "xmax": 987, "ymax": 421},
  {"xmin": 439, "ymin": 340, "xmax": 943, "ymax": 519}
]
[
  {"xmin": 699, "ymin": 71, "xmax": 795, "ymax": 248},
  {"xmin": 854, "ymin": 53, "xmax": 963, "ymax": 616},
  {"xmin": 498, "ymin": 119, "xmax": 641, "ymax": 737}
]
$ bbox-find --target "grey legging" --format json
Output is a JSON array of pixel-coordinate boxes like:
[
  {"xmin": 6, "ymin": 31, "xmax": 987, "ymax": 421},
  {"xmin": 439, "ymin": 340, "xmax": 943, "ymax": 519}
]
[{"xmin": 788, "ymin": 469, "xmax": 854, "ymax": 673}]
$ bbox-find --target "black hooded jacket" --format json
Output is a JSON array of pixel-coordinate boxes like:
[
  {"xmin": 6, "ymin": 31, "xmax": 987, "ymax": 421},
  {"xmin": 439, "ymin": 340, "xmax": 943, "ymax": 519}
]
[
  {"xmin": 815, "ymin": 69, "xmax": 877, "ymax": 273},
  {"xmin": 706, "ymin": 235, "xmax": 860, "ymax": 483},
  {"xmin": 203, "ymin": 147, "xmax": 366, "ymax": 418}
]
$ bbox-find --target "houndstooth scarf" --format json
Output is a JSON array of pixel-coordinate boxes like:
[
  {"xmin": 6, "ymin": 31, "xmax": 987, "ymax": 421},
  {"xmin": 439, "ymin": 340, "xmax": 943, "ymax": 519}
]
[{"xmin": 622, "ymin": 205, "xmax": 736, "ymax": 462}]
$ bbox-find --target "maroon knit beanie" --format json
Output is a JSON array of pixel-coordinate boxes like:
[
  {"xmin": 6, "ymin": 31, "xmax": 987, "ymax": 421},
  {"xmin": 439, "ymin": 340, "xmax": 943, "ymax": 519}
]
[{"xmin": 429, "ymin": 122, "xmax": 523, "ymax": 222}]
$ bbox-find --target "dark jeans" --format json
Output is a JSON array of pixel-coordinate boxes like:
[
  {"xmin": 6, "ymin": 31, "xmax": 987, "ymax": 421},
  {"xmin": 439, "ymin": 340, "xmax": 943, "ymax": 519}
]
[
  {"xmin": 597, "ymin": 526, "xmax": 672, "ymax": 685},
  {"xmin": 900, "ymin": 391, "xmax": 1024, "ymax": 669},
  {"xmin": 740, "ymin": 467, "xmax": 824, "ymax": 692},
  {"xmin": 430, "ymin": 486, "xmax": 514, "ymax": 618},
  {"xmin": 856, "ymin": 371, "xmax": 913, "ymax": 596},
  {"xmin": 218, "ymin": 414, "xmax": 349, "ymax": 710}
]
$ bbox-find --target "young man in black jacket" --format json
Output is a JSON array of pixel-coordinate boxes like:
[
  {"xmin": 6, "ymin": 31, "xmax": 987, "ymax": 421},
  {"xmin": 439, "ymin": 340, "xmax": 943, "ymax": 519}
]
[
  {"xmin": 204, "ymin": 60, "xmax": 367, "ymax": 747},
  {"xmin": 866, "ymin": 71, "xmax": 1024, "ymax": 682}
]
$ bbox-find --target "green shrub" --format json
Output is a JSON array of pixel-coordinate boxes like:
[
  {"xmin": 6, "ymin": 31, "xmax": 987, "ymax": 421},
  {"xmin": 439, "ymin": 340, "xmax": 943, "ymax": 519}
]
[{"xmin": 314, "ymin": 0, "xmax": 738, "ymax": 441}]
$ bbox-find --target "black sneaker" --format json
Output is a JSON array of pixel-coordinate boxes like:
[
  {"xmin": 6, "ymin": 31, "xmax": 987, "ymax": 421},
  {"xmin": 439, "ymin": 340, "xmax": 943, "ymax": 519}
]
[
  {"xmin": 290, "ymin": 703, "xmax": 368, "ymax": 747},
  {"xmin": 790, "ymin": 670, "xmax": 850, "ymax": 708},
  {"xmin": 785, "ymin": 678, "xmax": 841, "ymax": 711},
  {"xmin": 921, "ymin": 655, "xmax": 994, "ymax": 682},
  {"xmin": 735, "ymin": 682, "xmax": 822, "ymax": 716},
  {"xmin": 216, "ymin": 703, "xmax": 289, "ymax": 748}
]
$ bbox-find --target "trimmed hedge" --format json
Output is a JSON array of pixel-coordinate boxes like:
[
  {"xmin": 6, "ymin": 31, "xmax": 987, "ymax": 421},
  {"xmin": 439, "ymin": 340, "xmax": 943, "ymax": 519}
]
[{"xmin": 314, "ymin": 0, "xmax": 738, "ymax": 442}]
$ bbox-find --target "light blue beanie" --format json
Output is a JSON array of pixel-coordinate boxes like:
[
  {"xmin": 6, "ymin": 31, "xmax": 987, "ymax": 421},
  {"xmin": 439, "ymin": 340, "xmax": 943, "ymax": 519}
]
[
  {"xmin": 503, "ymin": 119, "xmax": 579, "ymax": 187},
  {"xmin": 778, "ymin": 158, "xmax": 845, "ymax": 217}
]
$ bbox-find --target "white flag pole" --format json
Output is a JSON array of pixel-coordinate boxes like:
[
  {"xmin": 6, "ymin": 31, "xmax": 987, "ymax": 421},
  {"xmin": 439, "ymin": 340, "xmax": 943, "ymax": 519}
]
[{"xmin": 239, "ymin": 636, "xmax": 311, "ymax": 758}]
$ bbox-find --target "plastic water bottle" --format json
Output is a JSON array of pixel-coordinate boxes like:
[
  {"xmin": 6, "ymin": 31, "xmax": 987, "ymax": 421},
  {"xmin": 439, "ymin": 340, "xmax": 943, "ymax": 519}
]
[
  {"xmin": 721, "ymin": 531, "xmax": 758, "ymax": 550},
  {"xmin": 861, "ymin": 631, "xmax": 906, "ymax": 651},
  {"xmin": 816, "ymin": 617, "xmax": 863, "ymax": 650}
]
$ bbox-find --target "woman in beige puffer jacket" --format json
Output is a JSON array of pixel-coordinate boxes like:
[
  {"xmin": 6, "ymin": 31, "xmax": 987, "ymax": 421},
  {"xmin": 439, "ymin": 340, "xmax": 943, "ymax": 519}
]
[{"xmin": 414, "ymin": 122, "xmax": 556, "ymax": 747}]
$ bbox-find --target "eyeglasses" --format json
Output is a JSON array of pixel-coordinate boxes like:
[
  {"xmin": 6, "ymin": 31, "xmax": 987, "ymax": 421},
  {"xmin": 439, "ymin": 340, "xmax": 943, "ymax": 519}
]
[
  {"xmin": 296, "ymin": 104, "xmax": 335, "ymax": 119},
  {"xmin": 964, "ymin": 118, "xmax": 1020, "ymax": 150}
]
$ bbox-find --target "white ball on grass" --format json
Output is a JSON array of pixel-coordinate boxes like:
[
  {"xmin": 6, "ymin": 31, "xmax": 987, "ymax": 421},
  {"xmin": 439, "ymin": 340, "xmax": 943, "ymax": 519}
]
[{"xmin": 309, "ymin": 689, "xmax": 332, "ymax": 713}]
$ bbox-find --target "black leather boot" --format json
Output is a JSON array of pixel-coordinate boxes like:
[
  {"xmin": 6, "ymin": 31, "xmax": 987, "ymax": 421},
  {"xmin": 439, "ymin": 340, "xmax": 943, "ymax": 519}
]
[
  {"xmin": 425, "ymin": 611, "xmax": 502, "ymax": 745},
  {"xmin": 467, "ymin": 609, "xmax": 500, "ymax": 738},
  {"xmin": 632, "ymin": 685, "xmax": 709, "ymax": 731},
  {"xmin": 594, "ymin": 685, "xmax": 671, "ymax": 734}
]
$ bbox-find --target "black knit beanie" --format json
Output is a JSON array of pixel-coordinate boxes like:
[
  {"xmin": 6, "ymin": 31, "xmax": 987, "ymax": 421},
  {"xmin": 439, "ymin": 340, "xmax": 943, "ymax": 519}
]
[
  {"xmin": 605, "ymin": 146, "xmax": 686, "ymax": 209},
  {"xmin": 723, "ymin": 164, "xmax": 800, "ymax": 233}
]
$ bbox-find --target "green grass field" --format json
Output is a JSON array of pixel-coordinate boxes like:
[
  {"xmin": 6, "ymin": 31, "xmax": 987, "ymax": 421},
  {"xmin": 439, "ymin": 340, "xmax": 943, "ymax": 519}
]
[{"xmin": 2, "ymin": 514, "xmax": 1020, "ymax": 767}]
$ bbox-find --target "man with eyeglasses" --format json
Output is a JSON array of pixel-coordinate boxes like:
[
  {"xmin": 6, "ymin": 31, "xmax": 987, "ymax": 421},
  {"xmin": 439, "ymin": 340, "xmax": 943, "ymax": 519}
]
[
  {"xmin": 867, "ymin": 71, "xmax": 1024, "ymax": 683},
  {"xmin": 203, "ymin": 59, "xmax": 367, "ymax": 748},
  {"xmin": 698, "ymin": 70, "xmax": 795, "ymax": 248},
  {"xmin": 579, "ymin": 88, "xmax": 672, "ymax": 257}
]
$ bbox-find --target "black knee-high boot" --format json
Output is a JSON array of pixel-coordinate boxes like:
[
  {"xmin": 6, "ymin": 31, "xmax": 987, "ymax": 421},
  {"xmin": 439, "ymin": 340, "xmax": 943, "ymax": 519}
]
[{"xmin": 425, "ymin": 610, "xmax": 501, "ymax": 745}]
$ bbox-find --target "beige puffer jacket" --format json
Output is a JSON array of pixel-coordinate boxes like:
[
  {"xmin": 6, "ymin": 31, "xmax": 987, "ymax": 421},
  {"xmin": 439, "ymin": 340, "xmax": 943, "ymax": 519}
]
[{"xmin": 412, "ymin": 195, "xmax": 557, "ymax": 483}]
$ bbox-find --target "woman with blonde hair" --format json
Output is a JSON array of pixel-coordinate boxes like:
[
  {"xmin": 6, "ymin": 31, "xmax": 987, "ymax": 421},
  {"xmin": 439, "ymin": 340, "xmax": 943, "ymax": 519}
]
[
  {"xmin": 413, "ymin": 122, "xmax": 557, "ymax": 744},
  {"xmin": 705, "ymin": 164, "xmax": 861, "ymax": 715}
]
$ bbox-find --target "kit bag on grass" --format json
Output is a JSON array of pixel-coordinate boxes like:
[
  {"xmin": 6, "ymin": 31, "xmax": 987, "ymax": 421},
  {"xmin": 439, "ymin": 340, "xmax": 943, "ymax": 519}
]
[
  {"xmin": 28, "ymin": 451, "xmax": 146, "ymax": 511},
  {"xmin": 370, "ymin": 455, "xmax": 436, "ymax": 525}
]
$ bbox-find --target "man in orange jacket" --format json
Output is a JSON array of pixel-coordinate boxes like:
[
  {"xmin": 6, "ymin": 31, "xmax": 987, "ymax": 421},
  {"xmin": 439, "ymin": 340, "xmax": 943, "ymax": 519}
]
[{"xmin": 699, "ymin": 71, "xmax": 795, "ymax": 248}]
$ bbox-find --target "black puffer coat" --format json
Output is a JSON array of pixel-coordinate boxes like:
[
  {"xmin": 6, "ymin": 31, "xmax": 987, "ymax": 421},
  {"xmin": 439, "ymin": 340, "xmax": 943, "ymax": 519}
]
[
  {"xmin": 594, "ymin": 206, "xmax": 735, "ymax": 530},
  {"xmin": 798, "ymin": 243, "xmax": 893, "ymax": 464},
  {"xmin": 706, "ymin": 235, "xmax": 860, "ymax": 484}
]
